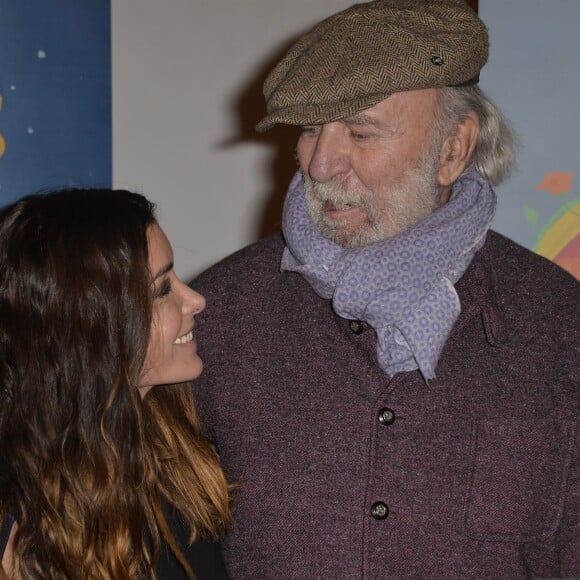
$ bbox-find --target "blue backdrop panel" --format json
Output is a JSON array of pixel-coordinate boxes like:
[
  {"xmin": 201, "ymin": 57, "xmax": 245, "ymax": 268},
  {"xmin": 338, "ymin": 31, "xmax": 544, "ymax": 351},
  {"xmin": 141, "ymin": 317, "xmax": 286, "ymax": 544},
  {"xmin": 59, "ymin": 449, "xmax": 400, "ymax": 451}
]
[
  {"xmin": 480, "ymin": 0, "xmax": 579, "ymax": 279},
  {"xmin": 0, "ymin": 0, "xmax": 111, "ymax": 206}
]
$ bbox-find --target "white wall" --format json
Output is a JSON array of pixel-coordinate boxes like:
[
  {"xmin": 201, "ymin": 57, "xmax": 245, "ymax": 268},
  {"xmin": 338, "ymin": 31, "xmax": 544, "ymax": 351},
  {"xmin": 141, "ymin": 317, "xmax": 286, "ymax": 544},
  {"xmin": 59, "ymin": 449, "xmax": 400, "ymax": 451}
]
[{"xmin": 112, "ymin": 0, "xmax": 356, "ymax": 280}]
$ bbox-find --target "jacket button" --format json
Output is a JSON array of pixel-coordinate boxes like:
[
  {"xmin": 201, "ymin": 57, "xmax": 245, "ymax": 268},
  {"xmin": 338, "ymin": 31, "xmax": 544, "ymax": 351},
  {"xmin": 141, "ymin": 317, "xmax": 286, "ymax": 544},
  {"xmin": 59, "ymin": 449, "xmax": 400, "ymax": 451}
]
[
  {"xmin": 371, "ymin": 502, "xmax": 389, "ymax": 520},
  {"xmin": 378, "ymin": 407, "xmax": 395, "ymax": 426},
  {"xmin": 349, "ymin": 320, "xmax": 364, "ymax": 334}
]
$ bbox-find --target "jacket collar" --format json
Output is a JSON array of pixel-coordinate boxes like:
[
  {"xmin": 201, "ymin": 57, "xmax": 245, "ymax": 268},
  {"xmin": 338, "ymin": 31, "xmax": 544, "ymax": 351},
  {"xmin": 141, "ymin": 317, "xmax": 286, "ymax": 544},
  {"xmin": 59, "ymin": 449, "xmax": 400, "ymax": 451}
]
[{"xmin": 452, "ymin": 232, "xmax": 508, "ymax": 347}]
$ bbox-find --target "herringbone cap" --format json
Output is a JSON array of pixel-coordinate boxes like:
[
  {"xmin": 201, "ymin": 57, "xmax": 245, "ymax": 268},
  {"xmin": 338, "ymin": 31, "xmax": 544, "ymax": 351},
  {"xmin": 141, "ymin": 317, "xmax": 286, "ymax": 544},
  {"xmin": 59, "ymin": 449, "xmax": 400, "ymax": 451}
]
[{"xmin": 256, "ymin": 0, "xmax": 488, "ymax": 131}]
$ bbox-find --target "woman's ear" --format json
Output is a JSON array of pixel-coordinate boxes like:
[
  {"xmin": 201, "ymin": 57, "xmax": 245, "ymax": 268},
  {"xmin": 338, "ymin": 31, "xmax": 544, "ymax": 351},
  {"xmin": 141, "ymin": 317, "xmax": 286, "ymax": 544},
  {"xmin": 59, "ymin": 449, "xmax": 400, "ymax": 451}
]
[{"xmin": 437, "ymin": 111, "xmax": 480, "ymax": 187}]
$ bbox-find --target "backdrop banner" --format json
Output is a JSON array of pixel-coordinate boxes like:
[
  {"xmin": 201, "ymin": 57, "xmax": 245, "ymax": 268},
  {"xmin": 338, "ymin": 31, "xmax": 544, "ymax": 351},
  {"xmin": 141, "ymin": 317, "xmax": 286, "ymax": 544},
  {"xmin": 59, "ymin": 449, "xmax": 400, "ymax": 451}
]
[
  {"xmin": 481, "ymin": 0, "xmax": 579, "ymax": 279},
  {"xmin": 0, "ymin": 0, "xmax": 111, "ymax": 207}
]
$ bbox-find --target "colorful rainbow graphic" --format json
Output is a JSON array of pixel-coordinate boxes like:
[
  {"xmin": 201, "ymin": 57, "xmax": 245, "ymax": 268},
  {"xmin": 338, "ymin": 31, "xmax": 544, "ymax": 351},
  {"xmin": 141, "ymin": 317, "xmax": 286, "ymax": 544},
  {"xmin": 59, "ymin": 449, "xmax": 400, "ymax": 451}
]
[
  {"xmin": 530, "ymin": 173, "xmax": 579, "ymax": 280},
  {"xmin": 536, "ymin": 201, "xmax": 580, "ymax": 279}
]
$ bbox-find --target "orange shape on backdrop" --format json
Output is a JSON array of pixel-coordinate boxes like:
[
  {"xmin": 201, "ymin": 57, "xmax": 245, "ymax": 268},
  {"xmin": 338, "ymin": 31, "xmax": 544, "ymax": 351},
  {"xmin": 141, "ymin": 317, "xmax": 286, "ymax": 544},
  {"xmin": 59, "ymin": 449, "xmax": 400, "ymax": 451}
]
[
  {"xmin": 553, "ymin": 233, "xmax": 580, "ymax": 280},
  {"xmin": 556, "ymin": 257, "xmax": 580, "ymax": 280},
  {"xmin": 535, "ymin": 172, "xmax": 575, "ymax": 195}
]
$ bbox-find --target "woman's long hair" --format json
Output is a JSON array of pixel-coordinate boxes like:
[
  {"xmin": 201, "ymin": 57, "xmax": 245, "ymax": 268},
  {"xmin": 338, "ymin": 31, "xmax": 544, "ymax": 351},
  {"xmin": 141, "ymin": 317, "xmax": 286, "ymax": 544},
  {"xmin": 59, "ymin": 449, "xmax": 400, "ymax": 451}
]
[{"xmin": 0, "ymin": 189, "xmax": 230, "ymax": 578}]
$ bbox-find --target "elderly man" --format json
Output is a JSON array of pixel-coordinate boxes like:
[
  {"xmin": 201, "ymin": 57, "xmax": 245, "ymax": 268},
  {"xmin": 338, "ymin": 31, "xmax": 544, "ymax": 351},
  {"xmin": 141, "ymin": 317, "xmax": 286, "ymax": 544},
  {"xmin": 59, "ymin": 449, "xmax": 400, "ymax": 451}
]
[{"xmin": 193, "ymin": 1, "xmax": 579, "ymax": 577}]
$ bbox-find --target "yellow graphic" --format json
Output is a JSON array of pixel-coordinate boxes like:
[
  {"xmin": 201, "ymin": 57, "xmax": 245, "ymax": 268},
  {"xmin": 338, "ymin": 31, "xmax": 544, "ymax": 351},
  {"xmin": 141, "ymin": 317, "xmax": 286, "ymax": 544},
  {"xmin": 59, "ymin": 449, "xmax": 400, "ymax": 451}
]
[
  {"xmin": 536, "ymin": 201, "xmax": 580, "ymax": 278},
  {"xmin": 0, "ymin": 94, "xmax": 5, "ymax": 159},
  {"xmin": 531, "ymin": 172, "xmax": 579, "ymax": 280}
]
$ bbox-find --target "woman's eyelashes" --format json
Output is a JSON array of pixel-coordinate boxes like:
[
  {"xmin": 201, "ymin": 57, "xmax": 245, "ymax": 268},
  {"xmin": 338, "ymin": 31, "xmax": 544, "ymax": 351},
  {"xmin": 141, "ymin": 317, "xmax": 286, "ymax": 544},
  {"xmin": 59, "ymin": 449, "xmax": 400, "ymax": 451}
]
[{"xmin": 155, "ymin": 277, "xmax": 172, "ymax": 298}]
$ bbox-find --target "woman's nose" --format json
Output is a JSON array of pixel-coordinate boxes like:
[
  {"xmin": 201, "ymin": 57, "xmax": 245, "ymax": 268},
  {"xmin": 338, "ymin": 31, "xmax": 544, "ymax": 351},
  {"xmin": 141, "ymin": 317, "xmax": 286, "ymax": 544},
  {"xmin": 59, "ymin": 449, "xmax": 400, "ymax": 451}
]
[{"xmin": 183, "ymin": 286, "xmax": 206, "ymax": 315}]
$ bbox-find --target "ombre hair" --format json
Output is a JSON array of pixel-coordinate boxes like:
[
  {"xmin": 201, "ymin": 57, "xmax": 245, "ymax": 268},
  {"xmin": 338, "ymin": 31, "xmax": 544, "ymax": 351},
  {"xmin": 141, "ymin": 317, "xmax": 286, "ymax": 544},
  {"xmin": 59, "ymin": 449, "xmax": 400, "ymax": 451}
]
[{"xmin": 0, "ymin": 189, "xmax": 229, "ymax": 579}]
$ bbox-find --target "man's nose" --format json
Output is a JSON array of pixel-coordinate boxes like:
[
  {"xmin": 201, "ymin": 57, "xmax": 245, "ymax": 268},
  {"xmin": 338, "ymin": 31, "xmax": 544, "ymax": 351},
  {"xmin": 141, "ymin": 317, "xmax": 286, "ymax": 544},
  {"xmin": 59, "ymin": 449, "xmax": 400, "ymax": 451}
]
[{"xmin": 307, "ymin": 125, "xmax": 350, "ymax": 183}]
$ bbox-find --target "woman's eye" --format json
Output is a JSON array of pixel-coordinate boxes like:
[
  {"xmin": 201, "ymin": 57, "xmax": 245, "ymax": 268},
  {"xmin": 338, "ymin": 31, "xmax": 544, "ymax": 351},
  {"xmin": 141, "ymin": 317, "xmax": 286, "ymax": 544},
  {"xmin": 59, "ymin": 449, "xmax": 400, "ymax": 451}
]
[{"xmin": 155, "ymin": 278, "xmax": 172, "ymax": 298}]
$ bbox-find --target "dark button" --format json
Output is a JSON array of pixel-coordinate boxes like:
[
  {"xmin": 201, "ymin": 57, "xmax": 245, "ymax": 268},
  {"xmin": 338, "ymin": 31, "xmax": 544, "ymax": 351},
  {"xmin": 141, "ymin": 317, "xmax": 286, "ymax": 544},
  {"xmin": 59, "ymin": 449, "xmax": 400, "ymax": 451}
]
[
  {"xmin": 378, "ymin": 407, "xmax": 395, "ymax": 426},
  {"xmin": 431, "ymin": 55, "xmax": 445, "ymax": 66},
  {"xmin": 349, "ymin": 320, "xmax": 364, "ymax": 335},
  {"xmin": 370, "ymin": 502, "xmax": 389, "ymax": 520}
]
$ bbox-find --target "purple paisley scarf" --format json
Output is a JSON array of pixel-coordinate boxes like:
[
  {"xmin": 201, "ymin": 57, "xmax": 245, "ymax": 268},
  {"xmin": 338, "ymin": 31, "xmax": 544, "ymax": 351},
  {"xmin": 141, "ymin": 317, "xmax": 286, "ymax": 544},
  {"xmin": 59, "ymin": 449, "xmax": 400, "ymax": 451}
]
[{"xmin": 281, "ymin": 168, "xmax": 496, "ymax": 381}]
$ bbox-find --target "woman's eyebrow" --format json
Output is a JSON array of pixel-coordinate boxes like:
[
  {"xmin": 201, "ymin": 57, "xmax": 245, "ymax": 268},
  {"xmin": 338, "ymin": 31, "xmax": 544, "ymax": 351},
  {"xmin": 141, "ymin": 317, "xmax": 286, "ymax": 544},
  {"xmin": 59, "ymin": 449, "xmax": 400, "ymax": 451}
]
[{"xmin": 153, "ymin": 262, "xmax": 173, "ymax": 281}]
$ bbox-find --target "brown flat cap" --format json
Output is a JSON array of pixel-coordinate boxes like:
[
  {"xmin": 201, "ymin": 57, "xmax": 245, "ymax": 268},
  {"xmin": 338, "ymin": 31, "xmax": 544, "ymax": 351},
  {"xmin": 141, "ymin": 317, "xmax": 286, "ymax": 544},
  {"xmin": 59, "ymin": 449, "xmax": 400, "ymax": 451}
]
[{"xmin": 256, "ymin": 0, "xmax": 488, "ymax": 132}]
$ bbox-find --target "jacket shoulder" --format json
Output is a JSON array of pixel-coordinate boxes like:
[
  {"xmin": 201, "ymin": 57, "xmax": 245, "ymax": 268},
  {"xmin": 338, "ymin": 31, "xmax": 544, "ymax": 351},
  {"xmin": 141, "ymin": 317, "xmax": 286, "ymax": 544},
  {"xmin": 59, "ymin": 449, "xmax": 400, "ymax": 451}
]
[
  {"xmin": 193, "ymin": 234, "xmax": 285, "ymax": 294},
  {"xmin": 485, "ymin": 230, "xmax": 579, "ymax": 308}
]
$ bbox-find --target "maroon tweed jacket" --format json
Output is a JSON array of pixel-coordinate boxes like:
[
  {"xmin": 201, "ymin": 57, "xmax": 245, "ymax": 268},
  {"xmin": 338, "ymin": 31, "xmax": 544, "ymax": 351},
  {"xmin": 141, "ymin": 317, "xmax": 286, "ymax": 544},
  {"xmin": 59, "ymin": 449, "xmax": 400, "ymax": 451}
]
[{"xmin": 192, "ymin": 231, "xmax": 579, "ymax": 579}]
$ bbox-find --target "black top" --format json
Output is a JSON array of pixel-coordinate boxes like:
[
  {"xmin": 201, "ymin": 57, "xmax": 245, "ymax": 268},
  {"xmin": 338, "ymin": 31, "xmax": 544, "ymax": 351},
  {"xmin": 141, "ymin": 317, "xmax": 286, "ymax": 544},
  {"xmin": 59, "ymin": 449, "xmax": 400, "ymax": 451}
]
[
  {"xmin": 0, "ymin": 508, "xmax": 228, "ymax": 579},
  {"xmin": 157, "ymin": 505, "xmax": 229, "ymax": 579},
  {"xmin": 0, "ymin": 510, "xmax": 14, "ymax": 560}
]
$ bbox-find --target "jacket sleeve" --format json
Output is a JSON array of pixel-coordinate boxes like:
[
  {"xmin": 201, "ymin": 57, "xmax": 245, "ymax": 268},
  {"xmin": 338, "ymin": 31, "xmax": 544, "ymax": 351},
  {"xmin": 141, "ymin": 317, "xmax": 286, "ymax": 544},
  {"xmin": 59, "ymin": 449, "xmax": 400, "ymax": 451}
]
[{"xmin": 558, "ymin": 420, "xmax": 580, "ymax": 575}]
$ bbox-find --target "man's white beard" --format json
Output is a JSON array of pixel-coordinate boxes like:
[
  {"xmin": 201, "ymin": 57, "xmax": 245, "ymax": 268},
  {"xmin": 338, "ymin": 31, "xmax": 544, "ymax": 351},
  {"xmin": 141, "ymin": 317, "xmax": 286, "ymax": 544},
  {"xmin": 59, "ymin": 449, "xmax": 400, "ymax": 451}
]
[{"xmin": 304, "ymin": 150, "xmax": 442, "ymax": 248}]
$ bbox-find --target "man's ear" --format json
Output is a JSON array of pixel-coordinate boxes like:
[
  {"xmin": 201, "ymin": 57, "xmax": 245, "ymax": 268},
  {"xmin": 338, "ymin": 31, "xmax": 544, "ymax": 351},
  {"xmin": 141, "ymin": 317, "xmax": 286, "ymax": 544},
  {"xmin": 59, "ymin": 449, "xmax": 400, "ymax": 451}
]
[{"xmin": 437, "ymin": 112, "xmax": 480, "ymax": 187}]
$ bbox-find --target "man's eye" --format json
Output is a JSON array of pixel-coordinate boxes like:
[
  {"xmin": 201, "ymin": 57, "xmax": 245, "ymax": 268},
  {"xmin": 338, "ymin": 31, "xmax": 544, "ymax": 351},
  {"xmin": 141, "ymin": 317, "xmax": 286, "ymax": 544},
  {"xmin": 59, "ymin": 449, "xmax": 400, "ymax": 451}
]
[
  {"xmin": 350, "ymin": 131, "xmax": 369, "ymax": 141},
  {"xmin": 300, "ymin": 126, "xmax": 320, "ymax": 136},
  {"xmin": 155, "ymin": 278, "xmax": 172, "ymax": 298}
]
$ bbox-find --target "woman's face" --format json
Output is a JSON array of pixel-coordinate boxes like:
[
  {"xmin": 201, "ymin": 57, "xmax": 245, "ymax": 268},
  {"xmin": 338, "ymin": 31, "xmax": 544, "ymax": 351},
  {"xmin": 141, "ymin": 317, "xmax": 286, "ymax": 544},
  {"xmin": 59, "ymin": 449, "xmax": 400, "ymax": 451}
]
[{"xmin": 137, "ymin": 223, "xmax": 206, "ymax": 398}]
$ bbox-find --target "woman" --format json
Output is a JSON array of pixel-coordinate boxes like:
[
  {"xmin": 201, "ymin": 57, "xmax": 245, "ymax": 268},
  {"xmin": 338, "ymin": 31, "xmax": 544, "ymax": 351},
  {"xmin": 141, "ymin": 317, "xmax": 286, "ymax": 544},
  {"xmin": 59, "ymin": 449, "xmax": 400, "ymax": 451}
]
[{"xmin": 0, "ymin": 189, "xmax": 230, "ymax": 579}]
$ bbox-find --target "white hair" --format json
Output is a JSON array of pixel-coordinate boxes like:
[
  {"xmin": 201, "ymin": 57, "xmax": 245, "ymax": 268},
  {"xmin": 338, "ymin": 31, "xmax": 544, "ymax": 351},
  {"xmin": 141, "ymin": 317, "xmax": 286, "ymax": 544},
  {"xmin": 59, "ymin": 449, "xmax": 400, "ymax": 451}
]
[{"xmin": 435, "ymin": 85, "xmax": 517, "ymax": 186}]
